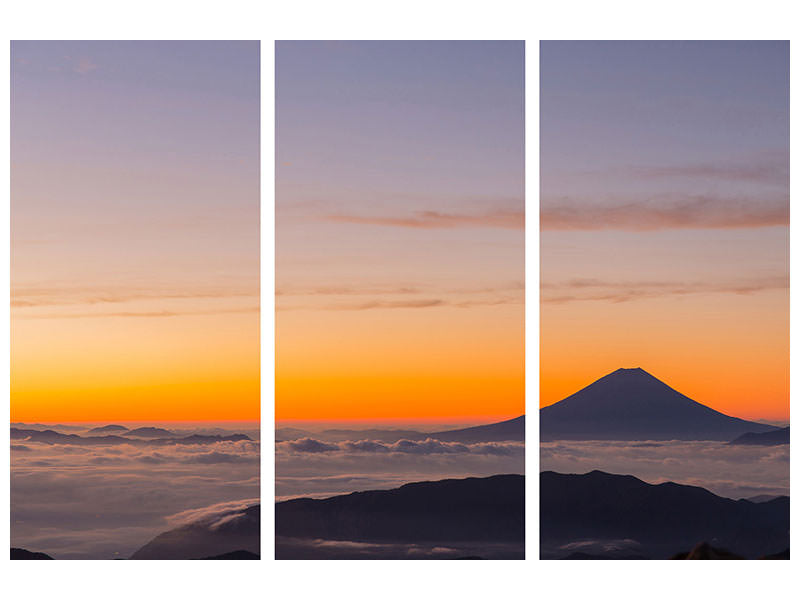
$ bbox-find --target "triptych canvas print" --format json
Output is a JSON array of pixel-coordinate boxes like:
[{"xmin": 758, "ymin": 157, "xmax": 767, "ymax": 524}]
[{"xmin": 8, "ymin": 39, "xmax": 789, "ymax": 561}]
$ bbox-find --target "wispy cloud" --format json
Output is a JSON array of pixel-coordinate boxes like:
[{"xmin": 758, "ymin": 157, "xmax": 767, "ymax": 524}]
[
  {"xmin": 541, "ymin": 276, "xmax": 788, "ymax": 304},
  {"xmin": 324, "ymin": 208, "xmax": 524, "ymax": 230},
  {"xmin": 73, "ymin": 57, "xmax": 98, "ymax": 75},
  {"xmin": 276, "ymin": 285, "xmax": 420, "ymax": 297},
  {"xmin": 541, "ymin": 195, "xmax": 788, "ymax": 231},
  {"xmin": 278, "ymin": 297, "xmax": 522, "ymax": 312},
  {"xmin": 627, "ymin": 152, "xmax": 788, "ymax": 185},
  {"xmin": 15, "ymin": 306, "xmax": 259, "ymax": 320},
  {"xmin": 276, "ymin": 282, "xmax": 523, "ymax": 312},
  {"xmin": 631, "ymin": 164, "xmax": 787, "ymax": 184},
  {"xmin": 11, "ymin": 285, "xmax": 259, "ymax": 308}
]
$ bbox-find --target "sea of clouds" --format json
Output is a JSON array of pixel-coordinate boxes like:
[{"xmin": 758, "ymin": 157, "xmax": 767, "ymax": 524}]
[
  {"xmin": 540, "ymin": 439, "xmax": 789, "ymax": 499},
  {"xmin": 11, "ymin": 424, "xmax": 260, "ymax": 559},
  {"xmin": 276, "ymin": 436, "xmax": 525, "ymax": 500}
]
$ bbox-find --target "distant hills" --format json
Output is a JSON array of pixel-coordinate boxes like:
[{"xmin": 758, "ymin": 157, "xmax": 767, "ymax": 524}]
[
  {"xmin": 541, "ymin": 368, "xmax": 778, "ymax": 441},
  {"xmin": 130, "ymin": 505, "xmax": 260, "ymax": 560},
  {"xmin": 86, "ymin": 424, "xmax": 129, "ymax": 434},
  {"xmin": 540, "ymin": 470, "xmax": 789, "ymax": 559},
  {"xmin": 277, "ymin": 415, "xmax": 524, "ymax": 444},
  {"xmin": 196, "ymin": 550, "xmax": 259, "ymax": 560},
  {"xmin": 10, "ymin": 427, "xmax": 250, "ymax": 447},
  {"xmin": 729, "ymin": 426, "xmax": 789, "ymax": 446},
  {"xmin": 123, "ymin": 427, "xmax": 175, "ymax": 438},
  {"xmin": 276, "ymin": 474, "xmax": 524, "ymax": 559},
  {"xmin": 11, "ymin": 548, "xmax": 53, "ymax": 560},
  {"xmin": 429, "ymin": 416, "xmax": 524, "ymax": 442}
]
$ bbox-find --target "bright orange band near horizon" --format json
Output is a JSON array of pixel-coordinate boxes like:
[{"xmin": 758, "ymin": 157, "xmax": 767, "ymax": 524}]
[
  {"xmin": 540, "ymin": 290, "xmax": 789, "ymax": 422},
  {"xmin": 276, "ymin": 302, "xmax": 524, "ymax": 422}
]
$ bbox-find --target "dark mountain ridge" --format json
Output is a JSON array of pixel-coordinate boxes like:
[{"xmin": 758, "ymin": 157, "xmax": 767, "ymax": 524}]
[
  {"xmin": 276, "ymin": 474, "xmax": 524, "ymax": 547},
  {"xmin": 541, "ymin": 368, "xmax": 778, "ymax": 440},
  {"xmin": 130, "ymin": 505, "xmax": 260, "ymax": 560},
  {"xmin": 540, "ymin": 470, "xmax": 789, "ymax": 559},
  {"xmin": 729, "ymin": 426, "xmax": 789, "ymax": 446},
  {"xmin": 10, "ymin": 427, "xmax": 250, "ymax": 446},
  {"xmin": 86, "ymin": 424, "xmax": 130, "ymax": 434},
  {"xmin": 278, "ymin": 415, "xmax": 525, "ymax": 444}
]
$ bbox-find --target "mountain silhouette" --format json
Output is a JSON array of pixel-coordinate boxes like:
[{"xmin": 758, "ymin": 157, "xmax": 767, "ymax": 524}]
[
  {"xmin": 540, "ymin": 470, "xmax": 789, "ymax": 559},
  {"xmin": 540, "ymin": 368, "xmax": 778, "ymax": 440},
  {"xmin": 729, "ymin": 426, "xmax": 789, "ymax": 446},
  {"xmin": 670, "ymin": 542, "xmax": 743, "ymax": 559},
  {"xmin": 86, "ymin": 424, "xmax": 130, "ymax": 434},
  {"xmin": 428, "ymin": 415, "xmax": 524, "ymax": 442},
  {"xmin": 196, "ymin": 550, "xmax": 259, "ymax": 560},
  {"xmin": 11, "ymin": 548, "xmax": 53, "ymax": 560},
  {"xmin": 276, "ymin": 474, "xmax": 524, "ymax": 559},
  {"xmin": 10, "ymin": 427, "xmax": 250, "ymax": 447},
  {"xmin": 123, "ymin": 427, "xmax": 174, "ymax": 438},
  {"xmin": 282, "ymin": 416, "xmax": 525, "ymax": 444},
  {"xmin": 130, "ymin": 505, "xmax": 259, "ymax": 559}
]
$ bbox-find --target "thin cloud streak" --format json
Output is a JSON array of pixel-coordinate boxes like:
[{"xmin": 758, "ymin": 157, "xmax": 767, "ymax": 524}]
[
  {"xmin": 541, "ymin": 195, "xmax": 788, "ymax": 231},
  {"xmin": 14, "ymin": 306, "xmax": 259, "ymax": 320},
  {"xmin": 324, "ymin": 208, "xmax": 524, "ymax": 230},
  {"xmin": 277, "ymin": 296, "xmax": 522, "ymax": 312},
  {"xmin": 542, "ymin": 277, "xmax": 788, "ymax": 304},
  {"xmin": 631, "ymin": 163, "xmax": 787, "ymax": 184},
  {"xmin": 11, "ymin": 286, "xmax": 259, "ymax": 308}
]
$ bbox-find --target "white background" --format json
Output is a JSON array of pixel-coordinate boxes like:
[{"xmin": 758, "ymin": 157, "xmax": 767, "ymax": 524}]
[{"xmin": 1, "ymin": 1, "xmax": 797, "ymax": 598}]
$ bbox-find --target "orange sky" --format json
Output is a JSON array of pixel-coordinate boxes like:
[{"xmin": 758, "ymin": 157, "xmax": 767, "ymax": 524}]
[
  {"xmin": 540, "ymin": 42, "xmax": 789, "ymax": 422},
  {"xmin": 10, "ymin": 42, "xmax": 260, "ymax": 422},
  {"xmin": 275, "ymin": 42, "xmax": 525, "ymax": 422}
]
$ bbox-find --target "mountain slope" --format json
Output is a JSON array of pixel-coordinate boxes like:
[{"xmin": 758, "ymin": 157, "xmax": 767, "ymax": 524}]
[
  {"xmin": 729, "ymin": 426, "xmax": 789, "ymax": 446},
  {"xmin": 276, "ymin": 474, "xmax": 524, "ymax": 547},
  {"xmin": 540, "ymin": 470, "xmax": 789, "ymax": 559},
  {"xmin": 11, "ymin": 548, "xmax": 54, "ymax": 560},
  {"xmin": 130, "ymin": 504, "xmax": 259, "ymax": 560},
  {"xmin": 86, "ymin": 424, "xmax": 130, "ymax": 434},
  {"xmin": 429, "ymin": 415, "xmax": 524, "ymax": 442},
  {"xmin": 308, "ymin": 415, "xmax": 525, "ymax": 444},
  {"xmin": 541, "ymin": 368, "xmax": 777, "ymax": 440}
]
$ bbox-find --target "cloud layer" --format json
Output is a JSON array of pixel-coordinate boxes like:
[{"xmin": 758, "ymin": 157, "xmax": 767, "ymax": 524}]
[
  {"xmin": 541, "ymin": 195, "xmax": 788, "ymax": 231},
  {"xmin": 540, "ymin": 439, "xmax": 789, "ymax": 499},
  {"xmin": 541, "ymin": 276, "xmax": 788, "ymax": 304},
  {"xmin": 325, "ymin": 208, "xmax": 524, "ymax": 230},
  {"xmin": 11, "ymin": 429, "xmax": 259, "ymax": 559},
  {"xmin": 276, "ymin": 436, "xmax": 524, "ymax": 501}
]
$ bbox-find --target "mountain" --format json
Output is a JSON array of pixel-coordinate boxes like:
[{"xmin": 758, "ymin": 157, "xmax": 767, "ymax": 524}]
[
  {"xmin": 540, "ymin": 470, "xmax": 789, "ymax": 559},
  {"xmin": 10, "ymin": 428, "xmax": 130, "ymax": 445},
  {"xmin": 123, "ymin": 427, "xmax": 175, "ymax": 438},
  {"xmin": 293, "ymin": 416, "xmax": 525, "ymax": 444},
  {"xmin": 428, "ymin": 415, "xmax": 524, "ymax": 442},
  {"xmin": 670, "ymin": 542, "xmax": 744, "ymax": 559},
  {"xmin": 130, "ymin": 505, "xmax": 259, "ymax": 559},
  {"xmin": 745, "ymin": 494, "xmax": 782, "ymax": 503},
  {"xmin": 540, "ymin": 368, "xmax": 778, "ymax": 441},
  {"xmin": 11, "ymin": 548, "xmax": 54, "ymax": 560},
  {"xmin": 196, "ymin": 550, "xmax": 259, "ymax": 560},
  {"xmin": 729, "ymin": 426, "xmax": 789, "ymax": 446},
  {"xmin": 276, "ymin": 474, "xmax": 524, "ymax": 559},
  {"xmin": 317, "ymin": 428, "xmax": 430, "ymax": 443},
  {"xmin": 87, "ymin": 424, "xmax": 130, "ymax": 434},
  {"xmin": 10, "ymin": 427, "xmax": 250, "ymax": 447}
]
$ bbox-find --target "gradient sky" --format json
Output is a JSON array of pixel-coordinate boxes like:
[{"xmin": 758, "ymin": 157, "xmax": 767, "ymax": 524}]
[
  {"xmin": 11, "ymin": 41, "xmax": 260, "ymax": 422},
  {"xmin": 276, "ymin": 41, "xmax": 524, "ymax": 422},
  {"xmin": 540, "ymin": 41, "xmax": 789, "ymax": 421}
]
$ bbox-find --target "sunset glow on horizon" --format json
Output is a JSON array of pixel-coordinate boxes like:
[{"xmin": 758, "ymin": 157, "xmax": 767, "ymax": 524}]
[
  {"xmin": 540, "ymin": 41, "xmax": 789, "ymax": 422},
  {"xmin": 276, "ymin": 41, "xmax": 524, "ymax": 422},
  {"xmin": 11, "ymin": 41, "xmax": 260, "ymax": 423}
]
